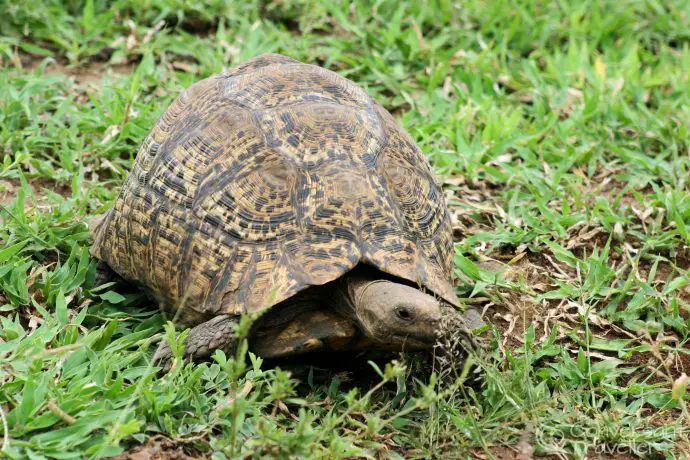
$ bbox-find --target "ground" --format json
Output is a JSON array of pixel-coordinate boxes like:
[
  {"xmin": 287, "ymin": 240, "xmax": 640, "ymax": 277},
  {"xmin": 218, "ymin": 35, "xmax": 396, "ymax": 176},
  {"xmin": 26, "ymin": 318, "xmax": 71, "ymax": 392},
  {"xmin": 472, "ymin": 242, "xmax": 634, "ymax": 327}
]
[{"xmin": 1, "ymin": 0, "xmax": 690, "ymax": 458}]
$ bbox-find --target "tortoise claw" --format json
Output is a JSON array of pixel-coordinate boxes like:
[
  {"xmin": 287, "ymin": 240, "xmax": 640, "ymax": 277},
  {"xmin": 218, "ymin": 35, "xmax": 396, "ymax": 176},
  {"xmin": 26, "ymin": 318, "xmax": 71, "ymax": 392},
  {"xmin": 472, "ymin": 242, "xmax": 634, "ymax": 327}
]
[{"xmin": 152, "ymin": 341, "xmax": 175, "ymax": 372}]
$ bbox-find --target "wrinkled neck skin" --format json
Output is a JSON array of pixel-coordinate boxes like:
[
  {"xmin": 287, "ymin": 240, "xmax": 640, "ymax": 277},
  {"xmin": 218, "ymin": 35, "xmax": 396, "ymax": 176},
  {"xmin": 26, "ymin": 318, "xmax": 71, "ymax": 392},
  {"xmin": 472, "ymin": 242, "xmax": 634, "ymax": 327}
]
[{"xmin": 335, "ymin": 269, "xmax": 446, "ymax": 350}]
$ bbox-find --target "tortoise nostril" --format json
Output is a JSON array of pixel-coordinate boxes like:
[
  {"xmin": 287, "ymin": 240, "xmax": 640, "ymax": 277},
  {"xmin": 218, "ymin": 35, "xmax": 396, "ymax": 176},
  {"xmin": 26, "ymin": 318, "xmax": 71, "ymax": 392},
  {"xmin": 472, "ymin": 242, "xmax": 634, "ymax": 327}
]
[{"xmin": 396, "ymin": 306, "xmax": 413, "ymax": 321}]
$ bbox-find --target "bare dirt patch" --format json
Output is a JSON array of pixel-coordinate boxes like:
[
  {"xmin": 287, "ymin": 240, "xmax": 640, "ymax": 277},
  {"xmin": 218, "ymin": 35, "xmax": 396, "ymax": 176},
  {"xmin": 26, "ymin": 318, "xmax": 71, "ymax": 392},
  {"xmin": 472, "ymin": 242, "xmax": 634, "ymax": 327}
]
[
  {"xmin": 32, "ymin": 60, "xmax": 134, "ymax": 87},
  {"xmin": 471, "ymin": 251, "xmax": 567, "ymax": 349},
  {"xmin": 0, "ymin": 180, "xmax": 19, "ymax": 207},
  {"xmin": 10, "ymin": 52, "xmax": 134, "ymax": 88},
  {"xmin": 114, "ymin": 436, "xmax": 204, "ymax": 460},
  {"xmin": 584, "ymin": 449, "xmax": 641, "ymax": 460},
  {"xmin": 640, "ymin": 257, "xmax": 690, "ymax": 307},
  {"xmin": 445, "ymin": 181, "xmax": 503, "ymax": 242},
  {"xmin": 0, "ymin": 178, "xmax": 72, "ymax": 208},
  {"xmin": 472, "ymin": 445, "xmax": 535, "ymax": 459}
]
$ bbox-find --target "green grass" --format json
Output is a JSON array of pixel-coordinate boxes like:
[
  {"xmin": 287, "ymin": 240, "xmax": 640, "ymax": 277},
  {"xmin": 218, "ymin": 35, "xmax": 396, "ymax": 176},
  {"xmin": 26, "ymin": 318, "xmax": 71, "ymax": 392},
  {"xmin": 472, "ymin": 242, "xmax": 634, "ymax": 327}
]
[{"xmin": 1, "ymin": 0, "xmax": 690, "ymax": 458}]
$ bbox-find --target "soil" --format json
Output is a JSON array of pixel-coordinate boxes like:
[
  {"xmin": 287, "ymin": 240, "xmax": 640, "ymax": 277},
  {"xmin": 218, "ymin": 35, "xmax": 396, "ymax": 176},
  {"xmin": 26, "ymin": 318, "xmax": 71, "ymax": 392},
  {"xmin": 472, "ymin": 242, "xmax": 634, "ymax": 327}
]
[
  {"xmin": 0, "ymin": 178, "xmax": 73, "ymax": 208},
  {"xmin": 12, "ymin": 52, "xmax": 134, "ymax": 87},
  {"xmin": 113, "ymin": 437, "xmax": 205, "ymax": 460}
]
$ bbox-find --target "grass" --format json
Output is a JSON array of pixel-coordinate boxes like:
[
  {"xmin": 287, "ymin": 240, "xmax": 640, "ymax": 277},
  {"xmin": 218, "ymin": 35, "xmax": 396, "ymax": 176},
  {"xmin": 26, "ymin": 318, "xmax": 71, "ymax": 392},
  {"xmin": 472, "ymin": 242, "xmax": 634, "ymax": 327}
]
[{"xmin": 1, "ymin": 0, "xmax": 690, "ymax": 458}]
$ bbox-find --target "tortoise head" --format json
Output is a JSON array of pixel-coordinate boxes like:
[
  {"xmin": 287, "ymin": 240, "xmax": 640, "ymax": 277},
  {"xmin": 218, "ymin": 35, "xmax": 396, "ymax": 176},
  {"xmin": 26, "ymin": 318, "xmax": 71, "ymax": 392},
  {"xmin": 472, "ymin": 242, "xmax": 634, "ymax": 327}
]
[{"xmin": 349, "ymin": 279, "xmax": 443, "ymax": 349}]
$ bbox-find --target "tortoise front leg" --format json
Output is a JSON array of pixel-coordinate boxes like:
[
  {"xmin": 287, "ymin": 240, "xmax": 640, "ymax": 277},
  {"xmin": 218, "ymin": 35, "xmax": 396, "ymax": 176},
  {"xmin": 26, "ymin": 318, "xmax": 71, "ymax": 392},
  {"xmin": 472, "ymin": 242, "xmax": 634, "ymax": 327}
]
[
  {"xmin": 152, "ymin": 314, "xmax": 239, "ymax": 369},
  {"xmin": 94, "ymin": 260, "xmax": 125, "ymax": 287}
]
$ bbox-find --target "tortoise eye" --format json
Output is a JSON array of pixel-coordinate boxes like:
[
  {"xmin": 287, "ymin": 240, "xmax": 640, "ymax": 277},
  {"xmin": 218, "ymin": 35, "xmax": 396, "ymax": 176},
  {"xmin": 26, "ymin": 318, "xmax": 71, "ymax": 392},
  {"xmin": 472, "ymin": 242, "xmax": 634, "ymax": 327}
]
[{"xmin": 395, "ymin": 306, "xmax": 414, "ymax": 321}]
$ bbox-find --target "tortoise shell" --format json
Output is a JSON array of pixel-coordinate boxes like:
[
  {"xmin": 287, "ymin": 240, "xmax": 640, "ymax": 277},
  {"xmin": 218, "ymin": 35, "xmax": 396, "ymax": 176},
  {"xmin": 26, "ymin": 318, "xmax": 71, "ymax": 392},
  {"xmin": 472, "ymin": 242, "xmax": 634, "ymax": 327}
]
[{"xmin": 91, "ymin": 54, "xmax": 459, "ymax": 318}]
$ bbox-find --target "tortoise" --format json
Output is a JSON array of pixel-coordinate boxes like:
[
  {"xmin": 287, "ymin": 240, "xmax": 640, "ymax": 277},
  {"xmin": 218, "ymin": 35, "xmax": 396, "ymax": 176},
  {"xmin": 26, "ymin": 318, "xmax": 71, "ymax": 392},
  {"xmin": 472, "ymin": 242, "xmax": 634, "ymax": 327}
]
[{"xmin": 90, "ymin": 54, "xmax": 485, "ymax": 367}]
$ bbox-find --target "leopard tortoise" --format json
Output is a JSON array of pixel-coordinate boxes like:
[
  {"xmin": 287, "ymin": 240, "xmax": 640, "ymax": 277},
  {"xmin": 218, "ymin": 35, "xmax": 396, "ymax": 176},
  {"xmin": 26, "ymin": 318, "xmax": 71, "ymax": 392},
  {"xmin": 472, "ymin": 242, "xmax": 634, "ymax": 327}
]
[{"xmin": 90, "ymin": 54, "xmax": 485, "ymax": 367}]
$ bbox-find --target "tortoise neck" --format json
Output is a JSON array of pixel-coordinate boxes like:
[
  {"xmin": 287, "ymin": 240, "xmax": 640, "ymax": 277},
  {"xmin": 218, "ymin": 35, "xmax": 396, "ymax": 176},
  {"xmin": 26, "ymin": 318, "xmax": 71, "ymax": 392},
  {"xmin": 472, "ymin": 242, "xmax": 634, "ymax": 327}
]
[
  {"xmin": 334, "ymin": 267, "xmax": 386, "ymax": 321},
  {"xmin": 345, "ymin": 274, "xmax": 385, "ymax": 310}
]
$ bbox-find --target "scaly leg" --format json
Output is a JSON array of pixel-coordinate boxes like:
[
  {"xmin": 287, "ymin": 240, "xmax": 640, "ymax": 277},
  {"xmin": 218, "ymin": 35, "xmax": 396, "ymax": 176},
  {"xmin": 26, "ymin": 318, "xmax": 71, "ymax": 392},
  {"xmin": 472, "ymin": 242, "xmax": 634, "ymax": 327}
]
[{"xmin": 152, "ymin": 314, "xmax": 239, "ymax": 370}]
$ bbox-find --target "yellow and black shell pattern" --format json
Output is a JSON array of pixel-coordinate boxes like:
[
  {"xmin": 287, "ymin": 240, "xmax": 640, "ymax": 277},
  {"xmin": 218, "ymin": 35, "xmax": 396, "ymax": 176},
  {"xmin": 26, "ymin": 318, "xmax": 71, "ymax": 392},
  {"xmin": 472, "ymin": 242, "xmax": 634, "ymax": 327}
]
[{"xmin": 91, "ymin": 54, "xmax": 460, "ymax": 318}]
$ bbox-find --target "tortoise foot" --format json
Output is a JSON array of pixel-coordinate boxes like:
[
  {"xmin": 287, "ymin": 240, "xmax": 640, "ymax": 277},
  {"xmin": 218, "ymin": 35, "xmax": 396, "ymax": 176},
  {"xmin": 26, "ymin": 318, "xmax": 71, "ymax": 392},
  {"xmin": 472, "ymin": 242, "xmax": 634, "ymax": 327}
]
[
  {"xmin": 94, "ymin": 260, "xmax": 124, "ymax": 287},
  {"xmin": 153, "ymin": 314, "xmax": 239, "ymax": 371}
]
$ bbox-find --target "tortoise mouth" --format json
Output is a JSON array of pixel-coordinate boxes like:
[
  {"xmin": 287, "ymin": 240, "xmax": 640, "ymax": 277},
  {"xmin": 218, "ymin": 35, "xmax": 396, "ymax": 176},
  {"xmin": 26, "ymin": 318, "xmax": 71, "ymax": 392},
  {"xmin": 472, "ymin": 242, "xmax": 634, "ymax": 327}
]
[{"xmin": 390, "ymin": 332, "xmax": 437, "ymax": 348}]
